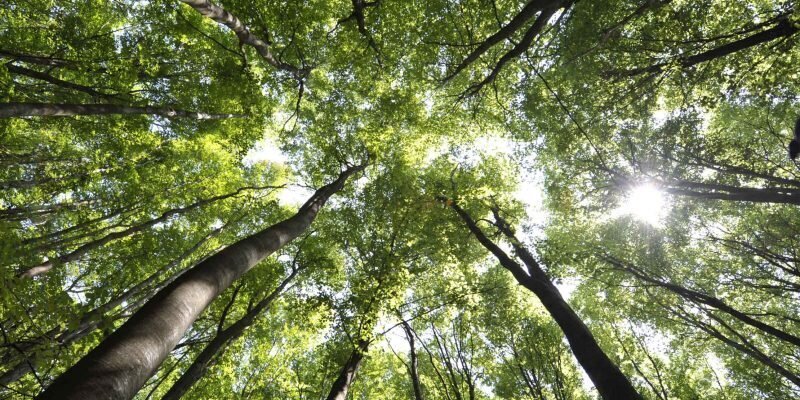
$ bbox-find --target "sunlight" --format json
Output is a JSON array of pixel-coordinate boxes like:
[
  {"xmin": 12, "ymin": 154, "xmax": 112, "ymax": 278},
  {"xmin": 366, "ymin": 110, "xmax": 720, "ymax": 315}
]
[{"xmin": 617, "ymin": 183, "xmax": 669, "ymax": 226}]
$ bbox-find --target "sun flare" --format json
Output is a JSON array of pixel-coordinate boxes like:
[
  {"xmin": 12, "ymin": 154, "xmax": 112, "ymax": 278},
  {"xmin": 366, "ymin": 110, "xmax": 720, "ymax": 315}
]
[{"xmin": 617, "ymin": 183, "xmax": 669, "ymax": 226}]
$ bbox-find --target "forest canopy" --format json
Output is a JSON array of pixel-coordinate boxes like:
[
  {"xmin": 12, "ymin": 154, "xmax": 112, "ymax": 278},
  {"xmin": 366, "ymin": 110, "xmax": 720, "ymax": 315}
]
[{"xmin": 1, "ymin": 0, "xmax": 800, "ymax": 399}]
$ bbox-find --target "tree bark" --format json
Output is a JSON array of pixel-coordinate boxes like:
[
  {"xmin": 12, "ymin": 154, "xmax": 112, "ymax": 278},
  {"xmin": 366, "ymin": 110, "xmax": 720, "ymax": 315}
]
[
  {"xmin": 0, "ymin": 228, "xmax": 217, "ymax": 385},
  {"xmin": 603, "ymin": 256, "xmax": 800, "ymax": 348},
  {"xmin": 443, "ymin": 0, "xmax": 563, "ymax": 82},
  {"xmin": 401, "ymin": 321, "xmax": 424, "ymax": 400},
  {"xmin": 36, "ymin": 165, "xmax": 365, "ymax": 400},
  {"xmin": 443, "ymin": 198, "xmax": 641, "ymax": 400},
  {"xmin": 179, "ymin": 0, "xmax": 308, "ymax": 79},
  {"xmin": 665, "ymin": 180, "xmax": 800, "ymax": 205},
  {"xmin": 620, "ymin": 17, "xmax": 799, "ymax": 77},
  {"xmin": 0, "ymin": 102, "xmax": 243, "ymax": 119},
  {"xmin": 160, "ymin": 267, "xmax": 298, "ymax": 400},
  {"xmin": 5, "ymin": 64, "xmax": 114, "ymax": 98},
  {"xmin": 325, "ymin": 340, "xmax": 370, "ymax": 400}
]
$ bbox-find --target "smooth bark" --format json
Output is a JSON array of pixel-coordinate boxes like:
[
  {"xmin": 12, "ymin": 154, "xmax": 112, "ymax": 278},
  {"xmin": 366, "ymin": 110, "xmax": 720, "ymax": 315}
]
[
  {"xmin": 160, "ymin": 267, "xmax": 298, "ymax": 400},
  {"xmin": 443, "ymin": 0, "xmax": 563, "ymax": 82},
  {"xmin": 665, "ymin": 180, "xmax": 800, "ymax": 205},
  {"xmin": 621, "ymin": 17, "xmax": 799, "ymax": 76},
  {"xmin": 0, "ymin": 102, "xmax": 242, "ymax": 119},
  {"xmin": 36, "ymin": 165, "xmax": 364, "ymax": 400},
  {"xmin": 402, "ymin": 321, "xmax": 424, "ymax": 400},
  {"xmin": 180, "ymin": 0, "xmax": 308, "ymax": 78},
  {"xmin": 443, "ymin": 198, "xmax": 641, "ymax": 399},
  {"xmin": 325, "ymin": 340, "xmax": 370, "ymax": 400},
  {"xmin": 0, "ymin": 228, "xmax": 217, "ymax": 385},
  {"xmin": 604, "ymin": 256, "xmax": 800, "ymax": 348},
  {"xmin": 5, "ymin": 64, "xmax": 113, "ymax": 98}
]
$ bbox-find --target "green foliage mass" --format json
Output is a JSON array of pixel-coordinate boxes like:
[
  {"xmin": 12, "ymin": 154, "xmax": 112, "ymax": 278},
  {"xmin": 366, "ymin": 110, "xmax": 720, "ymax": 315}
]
[{"xmin": 2, "ymin": 0, "xmax": 800, "ymax": 399}]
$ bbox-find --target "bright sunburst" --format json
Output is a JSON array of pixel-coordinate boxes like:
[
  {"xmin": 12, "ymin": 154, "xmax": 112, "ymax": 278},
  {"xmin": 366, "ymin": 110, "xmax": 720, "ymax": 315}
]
[{"xmin": 616, "ymin": 183, "xmax": 669, "ymax": 226}]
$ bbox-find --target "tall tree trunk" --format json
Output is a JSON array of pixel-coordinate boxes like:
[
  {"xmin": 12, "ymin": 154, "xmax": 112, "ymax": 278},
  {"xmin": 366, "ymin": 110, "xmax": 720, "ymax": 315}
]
[
  {"xmin": 443, "ymin": 198, "xmax": 642, "ymax": 400},
  {"xmin": 0, "ymin": 102, "xmax": 243, "ymax": 119},
  {"xmin": 401, "ymin": 321, "xmax": 424, "ymax": 400},
  {"xmin": 325, "ymin": 340, "xmax": 370, "ymax": 400},
  {"xmin": 36, "ymin": 164, "xmax": 365, "ymax": 400},
  {"xmin": 160, "ymin": 267, "xmax": 298, "ymax": 400},
  {"xmin": 665, "ymin": 181, "xmax": 800, "ymax": 205},
  {"xmin": 443, "ymin": 0, "xmax": 564, "ymax": 82},
  {"xmin": 5, "ymin": 64, "xmax": 114, "ymax": 98},
  {"xmin": 0, "ymin": 228, "xmax": 217, "ymax": 385}
]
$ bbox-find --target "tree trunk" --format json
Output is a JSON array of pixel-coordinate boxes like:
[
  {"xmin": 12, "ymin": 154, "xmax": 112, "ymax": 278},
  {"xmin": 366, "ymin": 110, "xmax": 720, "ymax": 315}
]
[
  {"xmin": 665, "ymin": 182, "xmax": 800, "ymax": 205},
  {"xmin": 604, "ymin": 256, "xmax": 800, "ymax": 348},
  {"xmin": 0, "ymin": 102, "xmax": 243, "ymax": 119},
  {"xmin": 160, "ymin": 267, "xmax": 298, "ymax": 400},
  {"xmin": 401, "ymin": 321, "xmax": 424, "ymax": 400},
  {"xmin": 443, "ymin": 0, "xmax": 564, "ymax": 82},
  {"xmin": 0, "ymin": 229, "xmax": 220, "ymax": 385},
  {"xmin": 180, "ymin": 0, "xmax": 307, "ymax": 78},
  {"xmin": 325, "ymin": 340, "xmax": 370, "ymax": 400},
  {"xmin": 444, "ymin": 199, "xmax": 641, "ymax": 400},
  {"xmin": 36, "ymin": 165, "xmax": 364, "ymax": 400},
  {"xmin": 621, "ymin": 16, "xmax": 798, "ymax": 76}
]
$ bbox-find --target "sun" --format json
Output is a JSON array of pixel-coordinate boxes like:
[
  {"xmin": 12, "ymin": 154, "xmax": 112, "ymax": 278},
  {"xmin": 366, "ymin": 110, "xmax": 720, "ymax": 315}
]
[{"xmin": 616, "ymin": 183, "xmax": 669, "ymax": 226}]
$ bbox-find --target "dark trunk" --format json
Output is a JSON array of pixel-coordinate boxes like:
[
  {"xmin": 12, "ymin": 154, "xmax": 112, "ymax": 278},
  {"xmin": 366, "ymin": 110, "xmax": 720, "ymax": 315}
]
[
  {"xmin": 604, "ymin": 256, "xmax": 800, "ymax": 348},
  {"xmin": 401, "ymin": 321, "xmax": 424, "ymax": 400},
  {"xmin": 445, "ymin": 199, "xmax": 641, "ymax": 400},
  {"xmin": 5, "ymin": 64, "xmax": 113, "ymax": 98},
  {"xmin": 36, "ymin": 165, "xmax": 364, "ymax": 400},
  {"xmin": 325, "ymin": 340, "xmax": 370, "ymax": 400},
  {"xmin": 665, "ymin": 182, "xmax": 800, "ymax": 205},
  {"xmin": 444, "ymin": 0, "xmax": 564, "ymax": 81},
  {"xmin": 622, "ymin": 17, "xmax": 798, "ymax": 76},
  {"xmin": 0, "ymin": 102, "xmax": 242, "ymax": 119},
  {"xmin": 160, "ymin": 268, "xmax": 298, "ymax": 400}
]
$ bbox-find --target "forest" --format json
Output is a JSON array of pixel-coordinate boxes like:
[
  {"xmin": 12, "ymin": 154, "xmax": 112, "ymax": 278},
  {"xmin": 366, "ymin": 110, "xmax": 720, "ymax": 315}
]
[{"xmin": 1, "ymin": 0, "xmax": 799, "ymax": 399}]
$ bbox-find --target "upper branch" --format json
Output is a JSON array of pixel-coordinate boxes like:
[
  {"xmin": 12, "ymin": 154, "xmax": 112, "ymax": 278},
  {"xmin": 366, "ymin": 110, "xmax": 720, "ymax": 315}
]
[{"xmin": 180, "ymin": 0, "xmax": 311, "ymax": 80}]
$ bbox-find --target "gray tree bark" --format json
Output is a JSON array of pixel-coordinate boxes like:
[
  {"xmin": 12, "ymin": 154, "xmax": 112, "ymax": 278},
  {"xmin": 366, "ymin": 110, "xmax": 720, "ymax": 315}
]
[{"xmin": 36, "ymin": 165, "xmax": 365, "ymax": 400}]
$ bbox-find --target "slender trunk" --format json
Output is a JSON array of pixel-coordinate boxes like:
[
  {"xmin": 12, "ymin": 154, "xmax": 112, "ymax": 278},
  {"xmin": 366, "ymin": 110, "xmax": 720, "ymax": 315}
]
[
  {"xmin": 36, "ymin": 165, "xmax": 364, "ymax": 400},
  {"xmin": 160, "ymin": 268, "xmax": 298, "ymax": 400},
  {"xmin": 0, "ymin": 49, "xmax": 74, "ymax": 67},
  {"xmin": 622, "ymin": 17, "xmax": 798, "ymax": 76},
  {"xmin": 444, "ymin": 199, "xmax": 641, "ymax": 400},
  {"xmin": 604, "ymin": 256, "xmax": 800, "ymax": 348},
  {"xmin": 0, "ymin": 102, "xmax": 243, "ymax": 119},
  {"xmin": 5, "ymin": 64, "xmax": 113, "ymax": 98},
  {"xmin": 471, "ymin": 7, "xmax": 558, "ymax": 90},
  {"xmin": 180, "ymin": 0, "xmax": 307, "ymax": 78},
  {"xmin": 401, "ymin": 321, "xmax": 424, "ymax": 400},
  {"xmin": 325, "ymin": 340, "xmax": 370, "ymax": 400},
  {"xmin": 443, "ymin": 0, "xmax": 563, "ymax": 81},
  {"xmin": 665, "ymin": 185, "xmax": 800, "ymax": 205},
  {"xmin": 20, "ymin": 185, "xmax": 272, "ymax": 278},
  {"xmin": 666, "ymin": 302, "xmax": 800, "ymax": 386}
]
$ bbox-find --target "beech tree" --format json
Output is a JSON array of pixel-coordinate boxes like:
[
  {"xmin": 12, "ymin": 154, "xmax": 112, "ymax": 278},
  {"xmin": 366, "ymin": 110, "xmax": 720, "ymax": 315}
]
[{"xmin": 3, "ymin": 0, "xmax": 800, "ymax": 399}]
